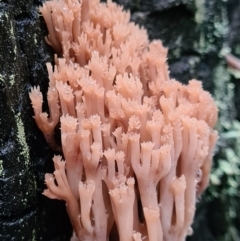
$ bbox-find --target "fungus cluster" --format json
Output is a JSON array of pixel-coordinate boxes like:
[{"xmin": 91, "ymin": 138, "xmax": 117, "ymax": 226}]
[{"xmin": 29, "ymin": 0, "xmax": 218, "ymax": 240}]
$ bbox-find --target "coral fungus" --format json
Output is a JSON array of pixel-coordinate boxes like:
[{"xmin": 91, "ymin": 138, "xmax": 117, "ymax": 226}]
[{"xmin": 29, "ymin": 0, "xmax": 218, "ymax": 240}]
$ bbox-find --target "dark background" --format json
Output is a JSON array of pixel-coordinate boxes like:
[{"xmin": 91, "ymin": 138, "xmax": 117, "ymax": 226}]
[{"xmin": 0, "ymin": 0, "xmax": 240, "ymax": 240}]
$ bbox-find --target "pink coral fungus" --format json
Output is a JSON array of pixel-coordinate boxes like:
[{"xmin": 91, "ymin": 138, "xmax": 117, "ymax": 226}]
[{"xmin": 29, "ymin": 0, "xmax": 218, "ymax": 240}]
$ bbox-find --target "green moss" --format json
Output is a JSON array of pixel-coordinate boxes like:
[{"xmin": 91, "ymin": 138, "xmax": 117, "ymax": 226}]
[
  {"xmin": 32, "ymin": 229, "xmax": 36, "ymax": 241},
  {"xmin": 213, "ymin": 21, "xmax": 228, "ymax": 38},
  {"xmin": 0, "ymin": 74, "xmax": 4, "ymax": 82},
  {"xmin": 233, "ymin": 45, "xmax": 240, "ymax": 56},
  {"xmin": 15, "ymin": 113, "xmax": 30, "ymax": 167},
  {"xmin": 194, "ymin": 0, "xmax": 205, "ymax": 24},
  {"xmin": 206, "ymin": 63, "xmax": 240, "ymax": 240},
  {"xmin": 191, "ymin": 0, "xmax": 228, "ymax": 55},
  {"xmin": 9, "ymin": 74, "xmax": 15, "ymax": 86},
  {"xmin": 0, "ymin": 159, "xmax": 3, "ymax": 176}
]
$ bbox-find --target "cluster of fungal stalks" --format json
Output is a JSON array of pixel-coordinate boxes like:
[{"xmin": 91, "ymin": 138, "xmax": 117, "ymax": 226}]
[{"xmin": 29, "ymin": 0, "xmax": 218, "ymax": 240}]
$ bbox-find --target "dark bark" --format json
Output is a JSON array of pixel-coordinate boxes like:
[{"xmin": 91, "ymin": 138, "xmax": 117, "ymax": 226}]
[{"xmin": 0, "ymin": 1, "xmax": 71, "ymax": 240}]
